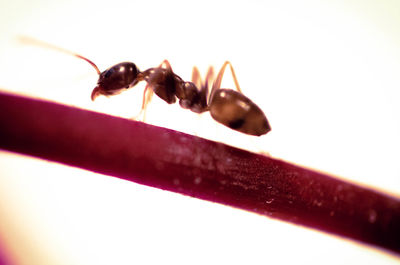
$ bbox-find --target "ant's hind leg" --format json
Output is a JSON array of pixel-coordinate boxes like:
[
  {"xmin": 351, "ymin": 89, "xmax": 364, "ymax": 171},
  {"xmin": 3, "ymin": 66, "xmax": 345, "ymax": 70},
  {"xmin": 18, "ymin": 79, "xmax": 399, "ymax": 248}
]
[{"xmin": 209, "ymin": 61, "xmax": 242, "ymax": 102}]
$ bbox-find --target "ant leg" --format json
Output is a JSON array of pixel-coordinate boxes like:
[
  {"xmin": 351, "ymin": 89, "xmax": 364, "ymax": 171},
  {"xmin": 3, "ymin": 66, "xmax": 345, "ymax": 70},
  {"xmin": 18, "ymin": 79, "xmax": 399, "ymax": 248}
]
[
  {"xmin": 189, "ymin": 67, "xmax": 204, "ymax": 136},
  {"xmin": 209, "ymin": 61, "xmax": 242, "ymax": 103},
  {"xmin": 142, "ymin": 86, "xmax": 154, "ymax": 122},
  {"xmin": 192, "ymin": 66, "xmax": 206, "ymax": 110},
  {"xmin": 133, "ymin": 84, "xmax": 154, "ymax": 122},
  {"xmin": 204, "ymin": 66, "xmax": 215, "ymax": 92},
  {"xmin": 203, "ymin": 66, "xmax": 214, "ymax": 106},
  {"xmin": 192, "ymin": 66, "xmax": 214, "ymax": 91},
  {"xmin": 191, "ymin": 66, "xmax": 203, "ymax": 89},
  {"xmin": 191, "ymin": 66, "xmax": 214, "ymax": 110},
  {"xmin": 158, "ymin": 59, "xmax": 173, "ymax": 72}
]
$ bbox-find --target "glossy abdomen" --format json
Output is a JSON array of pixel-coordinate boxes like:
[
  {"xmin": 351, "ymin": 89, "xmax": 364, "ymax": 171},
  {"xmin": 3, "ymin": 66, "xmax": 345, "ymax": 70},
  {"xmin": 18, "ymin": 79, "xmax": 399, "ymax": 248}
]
[{"xmin": 209, "ymin": 89, "xmax": 271, "ymax": 136}]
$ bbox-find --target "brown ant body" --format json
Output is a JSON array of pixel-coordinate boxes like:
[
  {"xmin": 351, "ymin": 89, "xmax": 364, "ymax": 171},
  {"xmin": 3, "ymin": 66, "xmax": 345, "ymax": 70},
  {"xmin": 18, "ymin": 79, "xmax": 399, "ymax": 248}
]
[
  {"xmin": 90, "ymin": 60, "xmax": 271, "ymax": 136},
  {"xmin": 20, "ymin": 37, "xmax": 271, "ymax": 136}
]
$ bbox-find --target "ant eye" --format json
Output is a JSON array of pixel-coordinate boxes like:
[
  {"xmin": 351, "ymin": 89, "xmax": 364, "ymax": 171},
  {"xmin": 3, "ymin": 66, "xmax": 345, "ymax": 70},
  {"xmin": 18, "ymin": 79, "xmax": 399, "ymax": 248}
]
[{"xmin": 103, "ymin": 69, "xmax": 114, "ymax": 78}]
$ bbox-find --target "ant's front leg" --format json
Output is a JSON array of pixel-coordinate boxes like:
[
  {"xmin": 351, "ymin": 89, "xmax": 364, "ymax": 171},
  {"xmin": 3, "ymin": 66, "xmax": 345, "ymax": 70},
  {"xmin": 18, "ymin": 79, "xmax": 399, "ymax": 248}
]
[
  {"xmin": 133, "ymin": 60, "xmax": 181, "ymax": 120},
  {"xmin": 133, "ymin": 83, "xmax": 154, "ymax": 122},
  {"xmin": 158, "ymin": 59, "xmax": 173, "ymax": 71},
  {"xmin": 148, "ymin": 60, "xmax": 179, "ymax": 104}
]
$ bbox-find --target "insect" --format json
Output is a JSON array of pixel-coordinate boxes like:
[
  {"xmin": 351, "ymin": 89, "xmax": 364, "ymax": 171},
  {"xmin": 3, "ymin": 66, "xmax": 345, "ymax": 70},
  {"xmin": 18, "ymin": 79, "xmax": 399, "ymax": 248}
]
[{"xmin": 20, "ymin": 37, "xmax": 271, "ymax": 136}]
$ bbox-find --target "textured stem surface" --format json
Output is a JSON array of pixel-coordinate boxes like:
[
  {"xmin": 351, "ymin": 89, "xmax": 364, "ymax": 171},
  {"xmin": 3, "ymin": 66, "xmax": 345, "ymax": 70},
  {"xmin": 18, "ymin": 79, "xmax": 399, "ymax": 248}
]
[{"xmin": 0, "ymin": 91, "xmax": 399, "ymax": 255}]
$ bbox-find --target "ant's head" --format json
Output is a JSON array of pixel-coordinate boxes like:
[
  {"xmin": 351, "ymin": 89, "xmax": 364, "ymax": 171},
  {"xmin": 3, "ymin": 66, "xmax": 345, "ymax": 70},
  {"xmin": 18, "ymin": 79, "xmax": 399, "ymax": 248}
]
[
  {"xmin": 91, "ymin": 62, "xmax": 141, "ymax": 100},
  {"xmin": 16, "ymin": 38, "xmax": 143, "ymax": 102}
]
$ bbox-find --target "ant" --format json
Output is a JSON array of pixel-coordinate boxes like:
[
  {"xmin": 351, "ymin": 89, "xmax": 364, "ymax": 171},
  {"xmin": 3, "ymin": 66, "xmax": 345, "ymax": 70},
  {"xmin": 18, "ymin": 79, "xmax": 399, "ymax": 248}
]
[{"xmin": 20, "ymin": 37, "xmax": 271, "ymax": 136}]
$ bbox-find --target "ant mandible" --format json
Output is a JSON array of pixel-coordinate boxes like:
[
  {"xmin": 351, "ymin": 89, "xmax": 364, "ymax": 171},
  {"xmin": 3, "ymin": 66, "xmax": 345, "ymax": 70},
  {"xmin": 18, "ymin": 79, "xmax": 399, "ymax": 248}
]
[{"xmin": 20, "ymin": 37, "xmax": 271, "ymax": 136}]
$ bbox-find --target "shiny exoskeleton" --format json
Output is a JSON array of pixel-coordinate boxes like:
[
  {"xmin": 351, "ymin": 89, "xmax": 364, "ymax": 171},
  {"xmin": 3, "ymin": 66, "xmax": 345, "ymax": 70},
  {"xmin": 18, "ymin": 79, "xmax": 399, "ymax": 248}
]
[
  {"xmin": 20, "ymin": 37, "xmax": 270, "ymax": 135},
  {"xmin": 90, "ymin": 59, "xmax": 271, "ymax": 136}
]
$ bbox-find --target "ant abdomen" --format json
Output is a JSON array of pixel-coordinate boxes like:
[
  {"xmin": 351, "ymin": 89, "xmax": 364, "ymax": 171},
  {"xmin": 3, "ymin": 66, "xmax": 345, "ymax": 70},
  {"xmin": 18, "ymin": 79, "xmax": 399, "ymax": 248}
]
[
  {"xmin": 91, "ymin": 62, "xmax": 140, "ymax": 100},
  {"xmin": 209, "ymin": 89, "xmax": 271, "ymax": 136}
]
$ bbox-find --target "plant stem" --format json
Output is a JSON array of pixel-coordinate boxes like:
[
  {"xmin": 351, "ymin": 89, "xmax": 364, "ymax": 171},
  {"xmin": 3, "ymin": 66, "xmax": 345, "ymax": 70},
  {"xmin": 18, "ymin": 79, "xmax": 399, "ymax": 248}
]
[{"xmin": 0, "ymin": 91, "xmax": 399, "ymax": 255}]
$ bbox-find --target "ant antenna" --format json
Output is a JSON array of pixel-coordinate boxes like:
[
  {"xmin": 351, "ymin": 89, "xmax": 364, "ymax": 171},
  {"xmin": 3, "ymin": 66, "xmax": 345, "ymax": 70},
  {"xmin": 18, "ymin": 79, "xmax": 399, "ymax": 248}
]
[{"xmin": 18, "ymin": 36, "xmax": 101, "ymax": 75}]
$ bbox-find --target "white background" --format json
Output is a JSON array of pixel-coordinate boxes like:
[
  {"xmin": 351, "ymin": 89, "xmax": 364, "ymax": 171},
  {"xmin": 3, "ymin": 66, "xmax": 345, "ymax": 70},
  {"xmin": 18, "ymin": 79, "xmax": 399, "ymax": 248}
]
[{"xmin": 0, "ymin": 0, "xmax": 399, "ymax": 264}]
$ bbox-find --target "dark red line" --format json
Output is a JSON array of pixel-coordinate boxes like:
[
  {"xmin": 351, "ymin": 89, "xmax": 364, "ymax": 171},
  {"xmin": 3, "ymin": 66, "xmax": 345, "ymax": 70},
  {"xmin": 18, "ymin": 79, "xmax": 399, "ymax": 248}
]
[{"xmin": 0, "ymin": 91, "xmax": 399, "ymax": 255}]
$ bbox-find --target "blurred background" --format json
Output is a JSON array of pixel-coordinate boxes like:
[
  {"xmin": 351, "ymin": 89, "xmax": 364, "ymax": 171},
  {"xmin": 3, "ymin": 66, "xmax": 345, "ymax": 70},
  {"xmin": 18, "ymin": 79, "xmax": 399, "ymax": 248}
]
[{"xmin": 0, "ymin": 0, "xmax": 399, "ymax": 264}]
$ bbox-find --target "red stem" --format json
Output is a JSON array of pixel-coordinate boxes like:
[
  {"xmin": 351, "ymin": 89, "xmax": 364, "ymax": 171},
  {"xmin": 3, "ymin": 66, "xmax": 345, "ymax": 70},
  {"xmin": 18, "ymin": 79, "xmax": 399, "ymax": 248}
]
[{"xmin": 0, "ymin": 91, "xmax": 399, "ymax": 255}]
